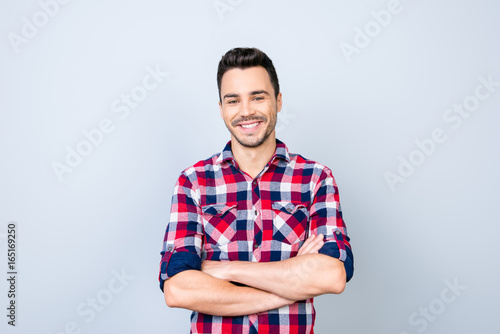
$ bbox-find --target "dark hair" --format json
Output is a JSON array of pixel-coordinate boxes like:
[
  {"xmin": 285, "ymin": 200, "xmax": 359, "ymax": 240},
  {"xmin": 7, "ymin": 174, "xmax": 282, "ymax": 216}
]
[{"xmin": 217, "ymin": 47, "xmax": 280, "ymax": 102}]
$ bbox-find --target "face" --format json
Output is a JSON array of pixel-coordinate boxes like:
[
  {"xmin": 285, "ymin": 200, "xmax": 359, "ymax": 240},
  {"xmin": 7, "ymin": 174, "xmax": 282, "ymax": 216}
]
[{"xmin": 219, "ymin": 66, "xmax": 282, "ymax": 148}]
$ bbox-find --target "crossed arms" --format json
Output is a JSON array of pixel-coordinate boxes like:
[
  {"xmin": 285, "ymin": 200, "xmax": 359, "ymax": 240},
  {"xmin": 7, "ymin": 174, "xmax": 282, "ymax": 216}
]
[{"xmin": 163, "ymin": 234, "xmax": 347, "ymax": 317}]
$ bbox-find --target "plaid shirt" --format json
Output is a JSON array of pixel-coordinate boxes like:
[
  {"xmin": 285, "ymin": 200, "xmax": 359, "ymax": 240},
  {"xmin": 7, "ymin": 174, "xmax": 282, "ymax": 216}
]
[{"xmin": 159, "ymin": 139, "xmax": 353, "ymax": 334}]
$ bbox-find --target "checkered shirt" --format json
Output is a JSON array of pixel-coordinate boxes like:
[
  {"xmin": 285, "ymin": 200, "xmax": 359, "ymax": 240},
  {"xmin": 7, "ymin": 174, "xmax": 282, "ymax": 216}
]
[{"xmin": 159, "ymin": 139, "xmax": 353, "ymax": 334}]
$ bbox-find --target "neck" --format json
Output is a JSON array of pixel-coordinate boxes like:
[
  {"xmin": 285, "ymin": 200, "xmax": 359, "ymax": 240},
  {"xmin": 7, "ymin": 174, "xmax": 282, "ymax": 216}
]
[{"xmin": 231, "ymin": 135, "xmax": 277, "ymax": 179}]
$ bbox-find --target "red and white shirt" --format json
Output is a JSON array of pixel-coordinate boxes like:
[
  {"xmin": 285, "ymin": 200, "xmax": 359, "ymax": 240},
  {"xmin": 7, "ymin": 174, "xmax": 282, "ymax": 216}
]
[{"xmin": 159, "ymin": 139, "xmax": 353, "ymax": 334}]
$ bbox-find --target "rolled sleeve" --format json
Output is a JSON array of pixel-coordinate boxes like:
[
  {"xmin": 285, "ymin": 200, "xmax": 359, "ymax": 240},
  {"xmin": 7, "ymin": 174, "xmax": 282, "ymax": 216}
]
[
  {"xmin": 310, "ymin": 169, "xmax": 354, "ymax": 282},
  {"xmin": 159, "ymin": 246, "xmax": 201, "ymax": 291},
  {"xmin": 318, "ymin": 236, "xmax": 354, "ymax": 282},
  {"xmin": 159, "ymin": 172, "xmax": 203, "ymax": 292}
]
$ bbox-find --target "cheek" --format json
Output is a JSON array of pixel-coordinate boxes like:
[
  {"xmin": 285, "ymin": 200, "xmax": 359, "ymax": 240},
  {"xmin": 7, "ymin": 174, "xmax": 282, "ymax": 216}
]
[
  {"xmin": 259, "ymin": 103, "xmax": 274, "ymax": 115},
  {"xmin": 221, "ymin": 110, "xmax": 233, "ymax": 123}
]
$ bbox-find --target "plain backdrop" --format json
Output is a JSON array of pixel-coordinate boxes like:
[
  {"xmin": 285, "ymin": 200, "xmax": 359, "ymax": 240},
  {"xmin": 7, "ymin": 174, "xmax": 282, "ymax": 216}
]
[{"xmin": 1, "ymin": 0, "xmax": 499, "ymax": 333}]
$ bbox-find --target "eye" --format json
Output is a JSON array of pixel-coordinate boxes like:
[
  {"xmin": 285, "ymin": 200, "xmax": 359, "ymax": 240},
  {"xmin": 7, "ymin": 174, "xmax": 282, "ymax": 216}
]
[
  {"xmin": 227, "ymin": 100, "xmax": 238, "ymax": 104},
  {"xmin": 253, "ymin": 96, "xmax": 264, "ymax": 101}
]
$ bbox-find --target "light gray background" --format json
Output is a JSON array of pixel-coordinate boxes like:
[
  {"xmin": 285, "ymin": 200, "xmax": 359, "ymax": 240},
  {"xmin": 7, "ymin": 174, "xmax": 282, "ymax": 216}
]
[{"xmin": 1, "ymin": 0, "xmax": 499, "ymax": 333}]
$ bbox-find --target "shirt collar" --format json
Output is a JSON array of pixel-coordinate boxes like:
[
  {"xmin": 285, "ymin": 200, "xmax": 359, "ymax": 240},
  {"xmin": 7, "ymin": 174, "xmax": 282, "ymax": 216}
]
[{"xmin": 215, "ymin": 138, "xmax": 290, "ymax": 166}]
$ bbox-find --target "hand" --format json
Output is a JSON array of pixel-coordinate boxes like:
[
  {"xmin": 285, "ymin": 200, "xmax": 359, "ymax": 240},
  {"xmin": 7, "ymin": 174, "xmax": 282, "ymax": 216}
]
[
  {"xmin": 297, "ymin": 234, "xmax": 324, "ymax": 256},
  {"xmin": 201, "ymin": 260, "xmax": 231, "ymax": 281}
]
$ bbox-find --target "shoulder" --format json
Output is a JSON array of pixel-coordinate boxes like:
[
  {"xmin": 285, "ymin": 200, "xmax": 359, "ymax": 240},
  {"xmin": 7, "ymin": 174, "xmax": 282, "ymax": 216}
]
[
  {"xmin": 177, "ymin": 153, "xmax": 221, "ymax": 183},
  {"xmin": 287, "ymin": 152, "xmax": 341, "ymax": 198},
  {"xmin": 287, "ymin": 152, "xmax": 334, "ymax": 180}
]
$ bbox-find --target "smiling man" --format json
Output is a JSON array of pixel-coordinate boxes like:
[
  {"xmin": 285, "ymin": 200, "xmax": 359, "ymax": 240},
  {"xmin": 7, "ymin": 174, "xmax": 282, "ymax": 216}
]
[{"xmin": 159, "ymin": 47, "xmax": 354, "ymax": 334}]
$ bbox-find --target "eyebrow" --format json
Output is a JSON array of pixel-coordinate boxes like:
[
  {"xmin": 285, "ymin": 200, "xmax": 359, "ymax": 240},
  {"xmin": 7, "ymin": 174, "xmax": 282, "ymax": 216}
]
[
  {"xmin": 250, "ymin": 90, "xmax": 270, "ymax": 96},
  {"xmin": 223, "ymin": 90, "xmax": 270, "ymax": 100}
]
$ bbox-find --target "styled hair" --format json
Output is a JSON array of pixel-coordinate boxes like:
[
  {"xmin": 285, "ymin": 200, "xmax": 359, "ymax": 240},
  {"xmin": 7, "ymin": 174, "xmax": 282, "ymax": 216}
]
[{"xmin": 217, "ymin": 47, "xmax": 280, "ymax": 102}]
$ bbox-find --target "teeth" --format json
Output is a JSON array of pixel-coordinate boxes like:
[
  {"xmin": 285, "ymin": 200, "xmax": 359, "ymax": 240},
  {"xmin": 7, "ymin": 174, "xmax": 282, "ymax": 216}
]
[{"xmin": 241, "ymin": 122, "xmax": 259, "ymax": 129}]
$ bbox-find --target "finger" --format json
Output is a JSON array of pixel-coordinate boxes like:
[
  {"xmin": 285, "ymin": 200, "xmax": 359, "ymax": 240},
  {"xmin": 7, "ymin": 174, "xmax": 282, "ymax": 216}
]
[
  {"xmin": 302, "ymin": 234, "xmax": 316, "ymax": 247},
  {"xmin": 309, "ymin": 234, "xmax": 325, "ymax": 253},
  {"xmin": 298, "ymin": 234, "xmax": 325, "ymax": 255},
  {"xmin": 307, "ymin": 234, "xmax": 324, "ymax": 254},
  {"xmin": 298, "ymin": 234, "xmax": 322, "ymax": 255},
  {"xmin": 297, "ymin": 234, "xmax": 316, "ymax": 255}
]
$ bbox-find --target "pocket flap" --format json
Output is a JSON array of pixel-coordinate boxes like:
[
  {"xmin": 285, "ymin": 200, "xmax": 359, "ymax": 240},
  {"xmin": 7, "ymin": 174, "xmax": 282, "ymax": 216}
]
[
  {"xmin": 272, "ymin": 201, "xmax": 304, "ymax": 214},
  {"xmin": 202, "ymin": 203, "xmax": 237, "ymax": 217}
]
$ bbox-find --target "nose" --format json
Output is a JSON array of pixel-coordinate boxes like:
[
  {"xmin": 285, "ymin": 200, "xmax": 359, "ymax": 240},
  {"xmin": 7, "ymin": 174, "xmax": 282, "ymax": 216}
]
[{"xmin": 239, "ymin": 100, "xmax": 255, "ymax": 117}]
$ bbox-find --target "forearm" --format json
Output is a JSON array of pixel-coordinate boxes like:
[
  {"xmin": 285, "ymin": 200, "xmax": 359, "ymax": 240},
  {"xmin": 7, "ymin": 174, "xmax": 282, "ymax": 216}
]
[
  {"xmin": 163, "ymin": 269, "xmax": 294, "ymax": 316},
  {"xmin": 225, "ymin": 254, "xmax": 346, "ymax": 300}
]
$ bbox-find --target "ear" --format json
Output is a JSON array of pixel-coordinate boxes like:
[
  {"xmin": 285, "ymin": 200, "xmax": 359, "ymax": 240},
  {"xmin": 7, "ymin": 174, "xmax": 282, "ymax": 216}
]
[
  {"xmin": 219, "ymin": 100, "xmax": 223, "ymax": 119},
  {"xmin": 276, "ymin": 92, "xmax": 283, "ymax": 113}
]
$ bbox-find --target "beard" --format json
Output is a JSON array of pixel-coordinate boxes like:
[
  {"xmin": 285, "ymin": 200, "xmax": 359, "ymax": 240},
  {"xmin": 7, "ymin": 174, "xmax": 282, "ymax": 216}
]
[{"xmin": 226, "ymin": 111, "xmax": 278, "ymax": 148}]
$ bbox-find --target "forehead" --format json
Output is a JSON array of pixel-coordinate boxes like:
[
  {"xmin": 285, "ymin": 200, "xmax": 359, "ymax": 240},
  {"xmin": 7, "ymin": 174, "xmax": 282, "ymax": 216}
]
[{"xmin": 220, "ymin": 66, "xmax": 273, "ymax": 94}]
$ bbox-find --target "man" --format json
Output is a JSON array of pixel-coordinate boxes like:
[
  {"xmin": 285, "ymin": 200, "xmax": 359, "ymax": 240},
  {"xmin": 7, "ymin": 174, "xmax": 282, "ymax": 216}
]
[{"xmin": 159, "ymin": 47, "xmax": 354, "ymax": 333}]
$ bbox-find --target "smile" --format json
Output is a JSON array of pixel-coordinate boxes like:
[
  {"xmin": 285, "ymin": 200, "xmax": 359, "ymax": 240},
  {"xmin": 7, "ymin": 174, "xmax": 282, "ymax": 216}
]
[{"xmin": 239, "ymin": 122, "xmax": 260, "ymax": 129}]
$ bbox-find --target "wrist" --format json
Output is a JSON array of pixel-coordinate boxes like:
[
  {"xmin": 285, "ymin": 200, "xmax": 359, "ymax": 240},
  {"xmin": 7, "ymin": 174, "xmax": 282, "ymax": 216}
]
[
  {"xmin": 224, "ymin": 261, "xmax": 239, "ymax": 281},
  {"xmin": 273, "ymin": 293, "xmax": 295, "ymax": 308}
]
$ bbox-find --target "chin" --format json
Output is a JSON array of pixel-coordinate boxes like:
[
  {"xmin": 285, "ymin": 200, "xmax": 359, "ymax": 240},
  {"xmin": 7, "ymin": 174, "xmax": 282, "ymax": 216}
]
[{"xmin": 236, "ymin": 132, "xmax": 273, "ymax": 148}]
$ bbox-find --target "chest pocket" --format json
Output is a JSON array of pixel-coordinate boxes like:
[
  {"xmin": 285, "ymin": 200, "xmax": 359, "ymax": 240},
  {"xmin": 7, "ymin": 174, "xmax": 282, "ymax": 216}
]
[
  {"xmin": 202, "ymin": 203, "xmax": 237, "ymax": 245},
  {"xmin": 272, "ymin": 201, "xmax": 309, "ymax": 245}
]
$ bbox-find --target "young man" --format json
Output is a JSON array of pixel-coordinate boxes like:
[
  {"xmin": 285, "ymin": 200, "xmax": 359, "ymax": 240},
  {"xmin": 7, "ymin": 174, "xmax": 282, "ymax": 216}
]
[{"xmin": 159, "ymin": 47, "xmax": 354, "ymax": 333}]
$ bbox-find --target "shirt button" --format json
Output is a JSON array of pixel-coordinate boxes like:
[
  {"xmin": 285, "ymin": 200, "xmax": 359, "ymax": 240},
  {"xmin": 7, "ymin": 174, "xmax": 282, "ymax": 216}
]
[
  {"xmin": 335, "ymin": 230, "xmax": 341, "ymax": 235},
  {"xmin": 252, "ymin": 180, "xmax": 257, "ymax": 186},
  {"xmin": 254, "ymin": 244, "xmax": 258, "ymax": 249},
  {"xmin": 254, "ymin": 209, "xmax": 258, "ymax": 215},
  {"xmin": 167, "ymin": 245, "xmax": 174, "ymax": 252},
  {"xmin": 286, "ymin": 207, "xmax": 292, "ymax": 213}
]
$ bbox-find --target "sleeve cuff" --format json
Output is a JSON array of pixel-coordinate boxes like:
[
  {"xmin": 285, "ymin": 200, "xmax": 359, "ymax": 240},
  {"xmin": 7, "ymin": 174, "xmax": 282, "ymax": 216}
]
[
  {"xmin": 318, "ymin": 242, "xmax": 354, "ymax": 282},
  {"xmin": 159, "ymin": 251, "xmax": 201, "ymax": 291}
]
